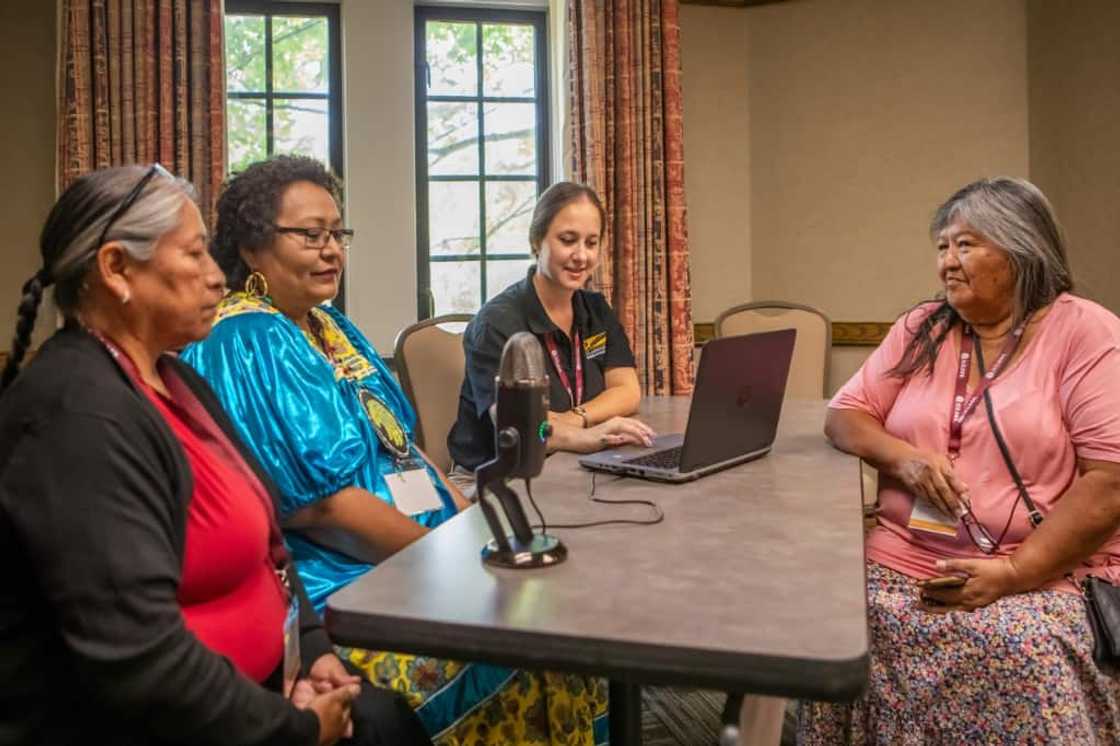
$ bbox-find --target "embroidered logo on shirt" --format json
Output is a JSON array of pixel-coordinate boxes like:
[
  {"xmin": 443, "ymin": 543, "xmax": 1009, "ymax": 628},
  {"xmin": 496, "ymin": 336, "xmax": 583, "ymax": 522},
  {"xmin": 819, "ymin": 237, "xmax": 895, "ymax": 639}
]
[{"xmin": 583, "ymin": 331, "xmax": 607, "ymax": 360}]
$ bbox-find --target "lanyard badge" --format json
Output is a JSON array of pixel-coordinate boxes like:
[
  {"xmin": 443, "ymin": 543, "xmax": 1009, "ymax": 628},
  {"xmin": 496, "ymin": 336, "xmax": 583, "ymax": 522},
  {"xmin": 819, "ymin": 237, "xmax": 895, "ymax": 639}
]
[
  {"xmin": 356, "ymin": 388, "xmax": 443, "ymax": 515},
  {"xmin": 946, "ymin": 319, "xmax": 1028, "ymax": 461},
  {"xmin": 544, "ymin": 330, "xmax": 584, "ymax": 408},
  {"xmin": 908, "ymin": 318, "xmax": 1028, "ymax": 539},
  {"xmin": 358, "ymin": 389, "xmax": 411, "ymax": 461}
]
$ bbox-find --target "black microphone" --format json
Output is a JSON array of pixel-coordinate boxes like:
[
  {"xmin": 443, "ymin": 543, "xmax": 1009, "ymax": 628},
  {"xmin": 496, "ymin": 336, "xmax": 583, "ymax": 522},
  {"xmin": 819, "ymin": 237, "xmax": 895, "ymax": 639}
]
[
  {"xmin": 474, "ymin": 332, "xmax": 567, "ymax": 569},
  {"xmin": 494, "ymin": 332, "xmax": 550, "ymax": 479}
]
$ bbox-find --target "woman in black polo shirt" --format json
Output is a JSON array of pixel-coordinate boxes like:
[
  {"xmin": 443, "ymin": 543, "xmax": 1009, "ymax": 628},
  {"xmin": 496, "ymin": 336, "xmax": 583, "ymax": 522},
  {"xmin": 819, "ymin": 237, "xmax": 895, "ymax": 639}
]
[{"xmin": 449, "ymin": 182, "xmax": 655, "ymax": 473}]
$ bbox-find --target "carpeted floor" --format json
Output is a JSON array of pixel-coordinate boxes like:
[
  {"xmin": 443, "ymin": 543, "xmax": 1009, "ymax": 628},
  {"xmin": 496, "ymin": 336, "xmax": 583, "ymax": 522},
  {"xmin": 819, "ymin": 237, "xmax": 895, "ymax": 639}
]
[
  {"xmin": 640, "ymin": 688, "xmax": 797, "ymax": 746},
  {"xmin": 641, "ymin": 687, "xmax": 723, "ymax": 745}
]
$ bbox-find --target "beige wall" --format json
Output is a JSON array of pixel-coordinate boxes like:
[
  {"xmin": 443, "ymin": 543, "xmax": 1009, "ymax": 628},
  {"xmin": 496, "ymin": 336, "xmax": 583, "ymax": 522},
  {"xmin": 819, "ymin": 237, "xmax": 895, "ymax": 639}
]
[
  {"xmin": 0, "ymin": 0, "xmax": 56, "ymax": 347},
  {"xmin": 1027, "ymin": 0, "xmax": 1120, "ymax": 315},
  {"xmin": 340, "ymin": 0, "xmax": 417, "ymax": 353},
  {"xmin": 678, "ymin": 4, "xmax": 751, "ymax": 324},
  {"xmin": 680, "ymin": 0, "xmax": 1030, "ymax": 393},
  {"xmin": 341, "ymin": 0, "xmax": 548, "ymax": 353}
]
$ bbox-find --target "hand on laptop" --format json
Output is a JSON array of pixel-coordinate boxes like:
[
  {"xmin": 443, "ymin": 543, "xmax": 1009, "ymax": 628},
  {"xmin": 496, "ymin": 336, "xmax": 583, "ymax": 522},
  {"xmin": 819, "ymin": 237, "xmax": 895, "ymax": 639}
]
[{"xmin": 580, "ymin": 416, "xmax": 656, "ymax": 452}]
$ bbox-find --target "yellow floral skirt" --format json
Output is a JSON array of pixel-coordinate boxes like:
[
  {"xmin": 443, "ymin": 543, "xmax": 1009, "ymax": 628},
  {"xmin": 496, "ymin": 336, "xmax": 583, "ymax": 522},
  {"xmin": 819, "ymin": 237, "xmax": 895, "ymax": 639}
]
[{"xmin": 339, "ymin": 647, "xmax": 609, "ymax": 746}]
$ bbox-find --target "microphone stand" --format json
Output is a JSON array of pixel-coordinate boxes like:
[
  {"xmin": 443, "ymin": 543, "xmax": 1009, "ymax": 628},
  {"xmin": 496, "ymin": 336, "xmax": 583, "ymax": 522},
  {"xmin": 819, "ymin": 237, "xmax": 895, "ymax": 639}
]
[{"xmin": 475, "ymin": 427, "xmax": 567, "ymax": 569}]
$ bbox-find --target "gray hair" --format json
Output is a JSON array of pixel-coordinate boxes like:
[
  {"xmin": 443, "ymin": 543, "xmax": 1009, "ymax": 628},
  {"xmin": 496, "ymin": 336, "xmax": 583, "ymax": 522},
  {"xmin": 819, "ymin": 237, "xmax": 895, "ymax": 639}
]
[
  {"xmin": 50, "ymin": 165, "xmax": 197, "ymax": 314},
  {"xmin": 889, "ymin": 177, "xmax": 1073, "ymax": 379},
  {"xmin": 2, "ymin": 165, "xmax": 196, "ymax": 391},
  {"xmin": 929, "ymin": 176, "xmax": 1073, "ymax": 327}
]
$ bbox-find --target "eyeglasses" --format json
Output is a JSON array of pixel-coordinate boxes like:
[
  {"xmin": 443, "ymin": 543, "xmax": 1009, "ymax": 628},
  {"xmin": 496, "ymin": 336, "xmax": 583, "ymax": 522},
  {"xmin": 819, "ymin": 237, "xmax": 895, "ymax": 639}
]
[
  {"xmin": 961, "ymin": 504, "xmax": 999, "ymax": 554},
  {"xmin": 98, "ymin": 163, "xmax": 174, "ymax": 250},
  {"xmin": 273, "ymin": 225, "xmax": 355, "ymax": 251}
]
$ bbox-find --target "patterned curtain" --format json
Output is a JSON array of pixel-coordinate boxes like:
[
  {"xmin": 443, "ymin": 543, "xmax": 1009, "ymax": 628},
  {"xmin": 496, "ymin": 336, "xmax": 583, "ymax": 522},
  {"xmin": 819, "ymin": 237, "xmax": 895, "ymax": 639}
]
[
  {"xmin": 567, "ymin": 0, "xmax": 695, "ymax": 395},
  {"xmin": 58, "ymin": 0, "xmax": 226, "ymax": 225}
]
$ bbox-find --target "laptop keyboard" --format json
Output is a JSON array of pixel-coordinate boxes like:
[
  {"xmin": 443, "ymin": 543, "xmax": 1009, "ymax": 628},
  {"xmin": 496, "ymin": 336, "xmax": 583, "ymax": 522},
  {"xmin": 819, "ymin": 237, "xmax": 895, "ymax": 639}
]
[{"xmin": 622, "ymin": 446, "xmax": 682, "ymax": 470}]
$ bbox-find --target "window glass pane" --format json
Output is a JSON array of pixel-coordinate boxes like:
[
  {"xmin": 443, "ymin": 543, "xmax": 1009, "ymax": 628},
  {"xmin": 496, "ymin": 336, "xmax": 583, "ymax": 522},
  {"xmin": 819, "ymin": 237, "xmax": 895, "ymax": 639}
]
[
  {"xmin": 483, "ymin": 103, "xmax": 535, "ymax": 176},
  {"xmin": 483, "ymin": 24, "xmax": 534, "ymax": 97},
  {"xmin": 227, "ymin": 98, "xmax": 267, "ymax": 174},
  {"xmin": 431, "ymin": 260, "xmax": 481, "ymax": 315},
  {"xmin": 428, "ymin": 102, "xmax": 479, "ymax": 176},
  {"xmin": 485, "ymin": 181, "xmax": 536, "ymax": 253},
  {"xmin": 273, "ymin": 16, "xmax": 329, "ymax": 93},
  {"xmin": 225, "ymin": 15, "xmax": 266, "ymax": 93},
  {"xmin": 426, "ymin": 21, "xmax": 477, "ymax": 96},
  {"xmin": 486, "ymin": 258, "xmax": 534, "ymax": 301},
  {"xmin": 274, "ymin": 98, "xmax": 329, "ymax": 164},
  {"xmin": 429, "ymin": 182, "xmax": 480, "ymax": 256}
]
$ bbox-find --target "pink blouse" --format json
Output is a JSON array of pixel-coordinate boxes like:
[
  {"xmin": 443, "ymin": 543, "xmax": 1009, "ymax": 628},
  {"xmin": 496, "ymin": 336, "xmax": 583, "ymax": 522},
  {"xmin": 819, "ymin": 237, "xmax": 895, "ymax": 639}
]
[{"xmin": 832, "ymin": 293, "xmax": 1120, "ymax": 591}]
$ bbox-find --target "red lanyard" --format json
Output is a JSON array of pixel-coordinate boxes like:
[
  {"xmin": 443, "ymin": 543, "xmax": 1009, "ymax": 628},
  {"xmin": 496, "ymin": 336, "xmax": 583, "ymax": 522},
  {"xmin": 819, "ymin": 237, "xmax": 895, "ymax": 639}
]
[
  {"xmin": 947, "ymin": 320, "xmax": 1028, "ymax": 460},
  {"xmin": 543, "ymin": 330, "xmax": 584, "ymax": 408},
  {"xmin": 92, "ymin": 331, "xmax": 293, "ymax": 594}
]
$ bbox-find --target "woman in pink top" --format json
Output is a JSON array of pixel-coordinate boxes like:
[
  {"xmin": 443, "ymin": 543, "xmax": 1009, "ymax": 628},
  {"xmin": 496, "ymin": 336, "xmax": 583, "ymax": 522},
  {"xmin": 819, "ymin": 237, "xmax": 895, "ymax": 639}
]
[{"xmin": 801, "ymin": 177, "xmax": 1120, "ymax": 743}]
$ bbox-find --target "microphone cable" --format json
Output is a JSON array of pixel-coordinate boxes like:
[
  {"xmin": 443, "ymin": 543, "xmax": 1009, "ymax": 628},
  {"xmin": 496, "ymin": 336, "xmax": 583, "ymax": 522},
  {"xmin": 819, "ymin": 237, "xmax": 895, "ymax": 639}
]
[{"xmin": 525, "ymin": 472, "xmax": 664, "ymax": 531}]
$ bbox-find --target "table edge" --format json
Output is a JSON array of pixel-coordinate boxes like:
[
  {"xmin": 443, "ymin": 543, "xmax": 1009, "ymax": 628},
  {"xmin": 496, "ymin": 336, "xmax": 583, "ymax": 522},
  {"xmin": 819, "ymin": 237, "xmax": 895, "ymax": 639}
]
[{"xmin": 326, "ymin": 606, "xmax": 868, "ymax": 702}]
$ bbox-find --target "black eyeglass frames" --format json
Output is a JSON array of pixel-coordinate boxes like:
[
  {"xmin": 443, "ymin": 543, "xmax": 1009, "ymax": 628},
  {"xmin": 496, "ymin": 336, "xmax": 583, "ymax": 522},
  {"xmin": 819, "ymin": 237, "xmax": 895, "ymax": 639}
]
[
  {"xmin": 272, "ymin": 225, "xmax": 355, "ymax": 251},
  {"xmin": 97, "ymin": 163, "xmax": 174, "ymax": 250}
]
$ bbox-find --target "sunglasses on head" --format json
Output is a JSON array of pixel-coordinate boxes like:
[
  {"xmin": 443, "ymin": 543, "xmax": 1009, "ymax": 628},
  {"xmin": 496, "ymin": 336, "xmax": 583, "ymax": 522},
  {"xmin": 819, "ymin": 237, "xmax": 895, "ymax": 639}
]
[{"xmin": 97, "ymin": 163, "xmax": 175, "ymax": 250}]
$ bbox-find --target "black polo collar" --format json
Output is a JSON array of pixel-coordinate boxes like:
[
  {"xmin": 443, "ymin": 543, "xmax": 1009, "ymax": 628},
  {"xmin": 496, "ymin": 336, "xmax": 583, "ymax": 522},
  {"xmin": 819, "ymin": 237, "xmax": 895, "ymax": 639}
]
[{"xmin": 518, "ymin": 267, "xmax": 590, "ymax": 337}]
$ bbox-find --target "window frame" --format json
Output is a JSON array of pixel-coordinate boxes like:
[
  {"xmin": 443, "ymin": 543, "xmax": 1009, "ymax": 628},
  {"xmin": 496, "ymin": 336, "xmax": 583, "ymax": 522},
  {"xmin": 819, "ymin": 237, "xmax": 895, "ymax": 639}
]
[
  {"xmin": 224, "ymin": 0, "xmax": 346, "ymax": 309},
  {"xmin": 413, "ymin": 5, "xmax": 551, "ymax": 320}
]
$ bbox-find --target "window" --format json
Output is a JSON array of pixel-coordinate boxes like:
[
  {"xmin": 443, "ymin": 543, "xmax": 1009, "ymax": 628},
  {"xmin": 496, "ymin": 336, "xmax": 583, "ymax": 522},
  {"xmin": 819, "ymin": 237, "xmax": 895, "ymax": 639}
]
[
  {"xmin": 223, "ymin": 0, "xmax": 344, "ymax": 308},
  {"xmin": 223, "ymin": 1, "xmax": 342, "ymax": 177},
  {"xmin": 415, "ymin": 7, "xmax": 550, "ymax": 318}
]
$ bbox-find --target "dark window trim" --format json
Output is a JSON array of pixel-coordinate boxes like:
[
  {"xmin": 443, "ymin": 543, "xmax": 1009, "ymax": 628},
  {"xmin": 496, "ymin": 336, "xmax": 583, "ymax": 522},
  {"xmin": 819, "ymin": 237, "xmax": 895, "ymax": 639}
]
[
  {"xmin": 225, "ymin": 0, "xmax": 346, "ymax": 311},
  {"xmin": 414, "ymin": 5, "xmax": 550, "ymax": 319}
]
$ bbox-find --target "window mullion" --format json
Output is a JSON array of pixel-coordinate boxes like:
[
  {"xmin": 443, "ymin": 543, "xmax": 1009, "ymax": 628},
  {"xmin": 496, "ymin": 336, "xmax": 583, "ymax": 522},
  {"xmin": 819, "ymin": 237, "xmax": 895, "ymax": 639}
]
[
  {"xmin": 475, "ymin": 21, "xmax": 487, "ymax": 309},
  {"xmin": 264, "ymin": 13, "xmax": 274, "ymax": 155}
]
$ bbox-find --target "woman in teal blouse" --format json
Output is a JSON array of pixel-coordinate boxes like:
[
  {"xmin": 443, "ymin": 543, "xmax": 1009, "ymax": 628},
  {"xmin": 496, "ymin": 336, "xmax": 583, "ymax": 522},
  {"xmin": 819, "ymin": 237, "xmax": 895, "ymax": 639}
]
[{"xmin": 182, "ymin": 155, "xmax": 607, "ymax": 746}]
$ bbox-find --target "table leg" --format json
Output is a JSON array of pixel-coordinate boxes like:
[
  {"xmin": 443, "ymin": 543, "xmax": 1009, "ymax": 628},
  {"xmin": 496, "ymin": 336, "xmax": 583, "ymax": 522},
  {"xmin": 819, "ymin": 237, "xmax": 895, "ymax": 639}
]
[{"xmin": 608, "ymin": 679, "xmax": 642, "ymax": 746}]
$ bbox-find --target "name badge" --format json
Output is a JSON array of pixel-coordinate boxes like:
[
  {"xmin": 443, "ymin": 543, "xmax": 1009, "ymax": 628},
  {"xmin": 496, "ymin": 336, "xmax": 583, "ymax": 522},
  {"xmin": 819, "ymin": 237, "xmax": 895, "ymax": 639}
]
[
  {"xmin": 282, "ymin": 594, "xmax": 300, "ymax": 699},
  {"xmin": 907, "ymin": 496, "xmax": 959, "ymax": 537},
  {"xmin": 386, "ymin": 468, "xmax": 444, "ymax": 516}
]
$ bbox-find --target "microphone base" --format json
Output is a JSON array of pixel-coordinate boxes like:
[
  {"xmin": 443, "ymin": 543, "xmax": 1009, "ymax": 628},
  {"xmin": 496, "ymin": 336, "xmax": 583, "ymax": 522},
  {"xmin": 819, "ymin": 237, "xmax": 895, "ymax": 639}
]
[{"xmin": 481, "ymin": 534, "xmax": 568, "ymax": 569}]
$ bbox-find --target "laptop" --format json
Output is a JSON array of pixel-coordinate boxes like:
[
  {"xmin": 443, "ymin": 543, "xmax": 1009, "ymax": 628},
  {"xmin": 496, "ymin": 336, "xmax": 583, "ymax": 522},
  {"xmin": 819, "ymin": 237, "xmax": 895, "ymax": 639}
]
[{"xmin": 578, "ymin": 329, "xmax": 796, "ymax": 483}]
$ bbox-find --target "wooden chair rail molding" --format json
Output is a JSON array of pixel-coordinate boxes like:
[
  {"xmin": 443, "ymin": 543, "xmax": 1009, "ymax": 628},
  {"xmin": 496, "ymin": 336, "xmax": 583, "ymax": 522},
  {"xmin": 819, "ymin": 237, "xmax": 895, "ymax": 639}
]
[
  {"xmin": 1, "ymin": 323, "xmax": 892, "ymax": 369},
  {"xmin": 693, "ymin": 321, "xmax": 892, "ymax": 347}
]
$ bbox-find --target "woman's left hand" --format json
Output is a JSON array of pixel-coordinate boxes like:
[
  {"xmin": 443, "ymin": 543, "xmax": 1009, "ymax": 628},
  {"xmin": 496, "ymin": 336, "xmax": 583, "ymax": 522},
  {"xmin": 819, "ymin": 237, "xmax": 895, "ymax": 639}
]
[
  {"xmin": 309, "ymin": 653, "xmax": 361, "ymax": 693},
  {"xmin": 917, "ymin": 557, "xmax": 1024, "ymax": 613}
]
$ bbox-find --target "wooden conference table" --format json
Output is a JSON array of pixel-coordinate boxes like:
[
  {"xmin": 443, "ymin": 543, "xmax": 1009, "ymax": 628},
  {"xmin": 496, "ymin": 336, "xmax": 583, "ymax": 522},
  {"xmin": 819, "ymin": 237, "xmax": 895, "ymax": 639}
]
[{"xmin": 326, "ymin": 398, "xmax": 868, "ymax": 744}]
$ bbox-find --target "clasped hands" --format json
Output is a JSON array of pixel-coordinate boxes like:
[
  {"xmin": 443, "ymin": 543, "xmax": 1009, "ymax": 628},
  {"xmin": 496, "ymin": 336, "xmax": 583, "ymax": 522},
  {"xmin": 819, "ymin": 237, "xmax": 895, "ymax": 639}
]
[{"xmin": 292, "ymin": 653, "xmax": 362, "ymax": 745}]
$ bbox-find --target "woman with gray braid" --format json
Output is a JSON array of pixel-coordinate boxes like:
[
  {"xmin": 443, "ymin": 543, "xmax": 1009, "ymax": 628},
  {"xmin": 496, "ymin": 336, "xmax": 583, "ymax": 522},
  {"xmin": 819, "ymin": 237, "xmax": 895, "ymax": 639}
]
[{"xmin": 0, "ymin": 165, "xmax": 431, "ymax": 746}]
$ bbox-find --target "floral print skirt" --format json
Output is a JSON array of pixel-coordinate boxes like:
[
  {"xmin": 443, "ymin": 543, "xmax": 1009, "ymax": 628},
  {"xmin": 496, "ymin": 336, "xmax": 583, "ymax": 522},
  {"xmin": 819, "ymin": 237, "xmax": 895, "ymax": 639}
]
[
  {"xmin": 798, "ymin": 561, "xmax": 1120, "ymax": 745},
  {"xmin": 339, "ymin": 647, "xmax": 609, "ymax": 746}
]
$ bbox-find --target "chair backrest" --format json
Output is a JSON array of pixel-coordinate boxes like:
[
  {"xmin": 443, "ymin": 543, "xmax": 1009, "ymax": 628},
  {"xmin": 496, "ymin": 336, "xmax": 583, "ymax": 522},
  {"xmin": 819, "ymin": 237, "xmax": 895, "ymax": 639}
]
[
  {"xmin": 713, "ymin": 301, "xmax": 832, "ymax": 398},
  {"xmin": 393, "ymin": 314, "xmax": 473, "ymax": 473}
]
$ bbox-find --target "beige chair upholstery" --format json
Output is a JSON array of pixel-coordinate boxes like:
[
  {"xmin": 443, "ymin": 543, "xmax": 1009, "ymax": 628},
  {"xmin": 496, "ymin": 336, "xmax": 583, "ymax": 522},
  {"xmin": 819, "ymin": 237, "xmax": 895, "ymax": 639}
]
[
  {"xmin": 394, "ymin": 314, "xmax": 473, "ymax": 473},
  {"xmin": 714, "ymin": 301, "xmax": 832, "ymax": 398}
]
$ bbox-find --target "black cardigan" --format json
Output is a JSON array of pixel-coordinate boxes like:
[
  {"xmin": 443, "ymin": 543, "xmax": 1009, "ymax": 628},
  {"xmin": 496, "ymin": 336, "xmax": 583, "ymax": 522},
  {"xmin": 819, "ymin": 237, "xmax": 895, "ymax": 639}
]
[{"xmin": 0, "ymin": 326, "xmax": 333, "ymax": 745}]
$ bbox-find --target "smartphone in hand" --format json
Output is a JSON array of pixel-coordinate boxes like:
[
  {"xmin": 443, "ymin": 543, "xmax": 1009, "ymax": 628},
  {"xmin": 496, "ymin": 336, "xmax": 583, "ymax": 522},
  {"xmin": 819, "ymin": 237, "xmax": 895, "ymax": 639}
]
[{"xmin": 920, "ymin": 575, "xmax": 967, "ymax": 589}]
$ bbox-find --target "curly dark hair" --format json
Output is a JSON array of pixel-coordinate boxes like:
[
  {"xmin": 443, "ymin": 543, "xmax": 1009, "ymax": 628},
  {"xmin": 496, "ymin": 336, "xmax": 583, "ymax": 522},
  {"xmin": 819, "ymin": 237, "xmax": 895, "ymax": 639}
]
[{"xmin": 212, "ymin": 155, "xmax": 344, "ymax": 289}]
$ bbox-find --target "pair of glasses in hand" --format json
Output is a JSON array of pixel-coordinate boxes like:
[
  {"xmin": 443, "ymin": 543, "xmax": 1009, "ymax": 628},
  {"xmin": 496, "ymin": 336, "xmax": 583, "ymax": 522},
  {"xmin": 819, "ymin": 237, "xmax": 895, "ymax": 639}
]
[{"xmin": 960, "ymin": 504, "xmax": 998, "ymax": 554}]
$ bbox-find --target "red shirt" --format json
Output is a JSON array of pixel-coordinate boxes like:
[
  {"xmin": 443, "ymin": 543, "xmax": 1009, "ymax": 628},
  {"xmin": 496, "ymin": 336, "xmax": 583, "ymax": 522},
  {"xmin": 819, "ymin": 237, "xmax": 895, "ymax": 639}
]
[{"xmin": 141, "ymin": 368, "xmax": 288, "ymax": 683}]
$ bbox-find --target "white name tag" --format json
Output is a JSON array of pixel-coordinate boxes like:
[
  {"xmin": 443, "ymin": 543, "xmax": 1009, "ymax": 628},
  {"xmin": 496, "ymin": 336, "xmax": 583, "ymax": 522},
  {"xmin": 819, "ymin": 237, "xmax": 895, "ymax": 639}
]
[
  {"xmin": 386, "ymin": 468, "xmax": 445, "ymax": 516},
  {"xmin": 907, "ymin": 496, "xmax": 959, "ymax": 537}
]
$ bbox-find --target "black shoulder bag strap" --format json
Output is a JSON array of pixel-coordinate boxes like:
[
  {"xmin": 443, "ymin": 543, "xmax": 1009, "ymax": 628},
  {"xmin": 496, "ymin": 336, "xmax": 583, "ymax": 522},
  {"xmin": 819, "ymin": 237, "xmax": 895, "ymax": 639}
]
[
  {"xmin": 978, "ymin": 340, "xmax": 1120, "ymax": 672},
  {"xmin": 976, "ymin": 341, "xmax": 1043, "ymax": 528}
]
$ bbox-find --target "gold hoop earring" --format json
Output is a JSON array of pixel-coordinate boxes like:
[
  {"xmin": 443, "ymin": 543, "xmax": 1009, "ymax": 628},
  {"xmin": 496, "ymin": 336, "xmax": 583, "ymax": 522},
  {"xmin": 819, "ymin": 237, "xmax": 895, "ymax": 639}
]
[{"xmin": 244, "ymin": 271, "xmax": 269, "ymax": 299}]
